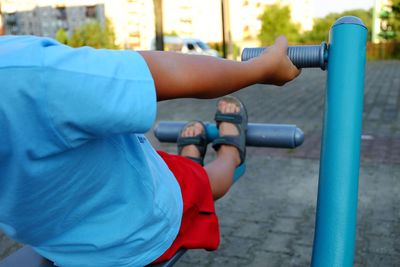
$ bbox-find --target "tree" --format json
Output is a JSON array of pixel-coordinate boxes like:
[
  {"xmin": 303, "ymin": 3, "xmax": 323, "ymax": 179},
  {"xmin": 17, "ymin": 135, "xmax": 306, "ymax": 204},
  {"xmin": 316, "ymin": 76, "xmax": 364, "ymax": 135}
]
[
  {"xmin": 301, "ymin": 9, "xmax": 373, "ymax": 43},
  {"xmin": 258, "ymin": 4, "xmax": 300, "ymax": 45},
  {"xmin": 389, "ymin": 0, "xmax": 400, "ymax": 40},
  {"xmin": 55, "ymin": 18, "xmax": 117, "ymax": 49},
  {"xmin": 377, "ymin": 0, "xmax": 400, "ymax": 58},
  {"xmin": 104, "ymin": 18, "xmax": 117, "ymax": 48},
  {"xmin": 69, "ymin": 20, "xmax": 117, "ymax": 49},
  {"xmin": 299, "ymin": 16, "xmax": 333, "ymax": 43},
  {"xmin": 55, "ymin": 27, "xmax": 68, "ymax": 44}
]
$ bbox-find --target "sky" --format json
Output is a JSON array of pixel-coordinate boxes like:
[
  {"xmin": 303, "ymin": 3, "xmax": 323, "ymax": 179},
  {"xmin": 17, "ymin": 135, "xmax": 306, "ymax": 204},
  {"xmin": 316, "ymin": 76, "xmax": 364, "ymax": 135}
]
[{"xmin": 313, "ymin": 0, "xmax": 375, "ymax": 17}]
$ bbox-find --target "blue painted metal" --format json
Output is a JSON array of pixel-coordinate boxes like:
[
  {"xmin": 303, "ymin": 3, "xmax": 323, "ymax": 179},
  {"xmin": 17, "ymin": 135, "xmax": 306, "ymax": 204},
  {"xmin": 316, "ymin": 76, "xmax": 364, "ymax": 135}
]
[
  {"xmin": 311, "ymin": 16, "xmax": 367, "ymax": 267},
  {"xmin": 233, "ymin": 164, "xmax": 246, "ymax": 183},
  {"xmin": 205, "ymin": 123, "xmax": 219, "ymax": 141}
]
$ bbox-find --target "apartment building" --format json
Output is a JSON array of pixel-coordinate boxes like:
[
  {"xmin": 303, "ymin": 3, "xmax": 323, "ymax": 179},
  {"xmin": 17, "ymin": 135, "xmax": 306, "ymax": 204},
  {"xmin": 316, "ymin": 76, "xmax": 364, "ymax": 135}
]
[
  {"xmin": 162, "ymin": 0, "xmax": 313, "ymax": 48},
  {"xmin": 0, "ymin": 0, "xmax": 154, "ymax": 49},
  {"xmin": 162, "ymin": 0, "xmax": 222, "ymax": 43},
  {"xmin": 103, "ymin": 0, "xmax": 154, "ymax": 49},
  {"xmin": 1, "ymin": 0, "xmax": 105, "ymax": 37},
  {"xmin": 1, "ymin": 0, "xmax": 314, "ymax": 50}
]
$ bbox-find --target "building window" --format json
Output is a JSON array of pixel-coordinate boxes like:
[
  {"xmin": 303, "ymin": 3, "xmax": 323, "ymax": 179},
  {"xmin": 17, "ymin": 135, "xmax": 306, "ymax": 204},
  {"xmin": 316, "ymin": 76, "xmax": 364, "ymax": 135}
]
[
  {"xmin": 86, "ymin": 6, "xmax": 97, "ymax": 19},
  {"xmin": 56, "ymin": 7, "xmax": 67, "ymax": 20},
  {"xmin": 180, "ymin": 18, "xmax": 192, "ymax": 24},
  {"xmin": 6, "ymin": 13, "xmax": 18, "ymax": 34}
]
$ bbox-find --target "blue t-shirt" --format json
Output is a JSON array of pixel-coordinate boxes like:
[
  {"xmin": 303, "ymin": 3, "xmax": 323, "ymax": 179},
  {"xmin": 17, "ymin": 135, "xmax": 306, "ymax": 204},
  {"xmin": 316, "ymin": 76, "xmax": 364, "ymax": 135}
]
[{"xmin": 0, "ymin": 36, "xmax": 183, "ymax": 266}]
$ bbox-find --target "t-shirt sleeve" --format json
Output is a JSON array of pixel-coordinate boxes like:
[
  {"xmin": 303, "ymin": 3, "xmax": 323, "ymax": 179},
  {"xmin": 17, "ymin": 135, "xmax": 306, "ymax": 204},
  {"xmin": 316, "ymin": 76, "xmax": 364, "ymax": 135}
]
[{"xmin": 42, "ymin": 41, "xmax": 157, "ymax": 148}]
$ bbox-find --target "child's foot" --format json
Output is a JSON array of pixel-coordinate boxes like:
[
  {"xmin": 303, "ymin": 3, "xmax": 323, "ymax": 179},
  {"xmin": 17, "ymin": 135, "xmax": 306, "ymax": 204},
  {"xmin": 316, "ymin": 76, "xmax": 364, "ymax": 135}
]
[
  {"xmin": 212, "ymin": 96, "xmax": 248, "ymax": 166},
  {"xmin": 177, "ymin": 121, "xmax": 208, "ymax": 166}
]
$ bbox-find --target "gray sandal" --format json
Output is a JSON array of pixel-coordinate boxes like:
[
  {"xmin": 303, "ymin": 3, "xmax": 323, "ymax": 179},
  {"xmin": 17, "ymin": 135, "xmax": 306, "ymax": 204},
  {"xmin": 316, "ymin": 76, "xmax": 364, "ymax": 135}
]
[
  {"xmin": 212, "ymin": 95, "xmax": 248, "ymax": 165},
  {"xmin": 177, "ymin": 121, "xmax": 208, "ymax": 166}
]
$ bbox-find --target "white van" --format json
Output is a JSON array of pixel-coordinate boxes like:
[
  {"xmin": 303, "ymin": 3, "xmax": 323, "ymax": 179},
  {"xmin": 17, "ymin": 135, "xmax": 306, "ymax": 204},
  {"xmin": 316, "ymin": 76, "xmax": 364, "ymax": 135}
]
[{"xmin": 151, "ymin": 36, "xmax": 220, "ymax": 57}]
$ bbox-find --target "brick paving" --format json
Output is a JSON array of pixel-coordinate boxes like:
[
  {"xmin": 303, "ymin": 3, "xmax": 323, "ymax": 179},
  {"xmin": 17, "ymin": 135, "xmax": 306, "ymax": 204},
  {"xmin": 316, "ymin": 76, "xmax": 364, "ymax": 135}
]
[
  {"xmin": 1, "ymin": 61, "xmax": 400, "ymax": 266},
  {"xmin": 156, "ymin": 60, "xmax": 400, "ymax": 267}
]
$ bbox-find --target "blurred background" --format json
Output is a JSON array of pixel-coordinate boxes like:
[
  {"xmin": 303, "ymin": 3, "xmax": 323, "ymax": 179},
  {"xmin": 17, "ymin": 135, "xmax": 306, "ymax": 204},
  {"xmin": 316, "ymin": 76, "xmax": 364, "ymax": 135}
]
[
  {"xmin": 1, "ymin": 1, "xmax": 400, "ymax": 266},
  {"xmin": 0, "ymin": 0, "xmax": 398, "ymax": 59}
]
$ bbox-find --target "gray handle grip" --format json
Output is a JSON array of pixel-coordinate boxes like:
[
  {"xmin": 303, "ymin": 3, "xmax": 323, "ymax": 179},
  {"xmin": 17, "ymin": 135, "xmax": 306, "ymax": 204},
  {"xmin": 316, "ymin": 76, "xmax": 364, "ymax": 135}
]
[
  {"xmin": 154, "ymin": 121, "xmax": 304, "ymax": 148},
  {"xmin": 242, "ymin": 42, "xmax": 327, "ymax": 70}
]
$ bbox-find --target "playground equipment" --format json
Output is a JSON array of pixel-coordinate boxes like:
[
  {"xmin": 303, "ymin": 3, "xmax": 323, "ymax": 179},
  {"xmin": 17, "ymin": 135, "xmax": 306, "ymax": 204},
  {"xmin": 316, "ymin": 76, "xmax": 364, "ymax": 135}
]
[
  {"xmin": 153, "ymin": 16, "xmax": 367, "ymax": 267},
  {"xmin": 155, "ymin": 121, "xmax": 305, "ymax": 181},
  {"xmin": 0, "ymin": 16, "xmax": 367, "ymax": 267}
]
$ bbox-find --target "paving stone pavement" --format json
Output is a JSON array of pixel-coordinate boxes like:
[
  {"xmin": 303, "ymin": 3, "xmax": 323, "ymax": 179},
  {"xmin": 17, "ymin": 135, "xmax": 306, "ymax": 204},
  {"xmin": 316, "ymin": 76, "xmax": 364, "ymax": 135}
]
[{"xmin": 1, "ymin": 61, "xmax": 399, "ymax": 266}]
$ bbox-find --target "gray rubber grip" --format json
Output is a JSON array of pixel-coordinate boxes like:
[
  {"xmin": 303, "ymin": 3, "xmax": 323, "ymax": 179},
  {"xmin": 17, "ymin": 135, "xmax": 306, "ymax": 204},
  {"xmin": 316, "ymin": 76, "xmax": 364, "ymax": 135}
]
[
  {"xmin": 242, "ymin": 42, "xmax": 327, "ymax": 70},
  {"xmin": 154, "ymin": 121, "xmax": 304, "ymax": 148}
]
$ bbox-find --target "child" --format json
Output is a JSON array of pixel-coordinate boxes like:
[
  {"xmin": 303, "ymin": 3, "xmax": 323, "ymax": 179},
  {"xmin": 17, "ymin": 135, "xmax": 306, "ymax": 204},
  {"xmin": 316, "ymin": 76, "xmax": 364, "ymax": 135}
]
[{"xmin": 0, "ymin": 35, "xmax": 299, "ymax": 266}]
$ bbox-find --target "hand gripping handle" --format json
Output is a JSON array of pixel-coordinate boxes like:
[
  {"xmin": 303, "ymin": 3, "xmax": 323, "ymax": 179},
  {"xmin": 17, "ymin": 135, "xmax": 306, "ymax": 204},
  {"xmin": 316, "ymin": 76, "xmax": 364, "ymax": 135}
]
[{"xmin": 241, "ymin": 42, "xmax": 328, "ymax": 70}]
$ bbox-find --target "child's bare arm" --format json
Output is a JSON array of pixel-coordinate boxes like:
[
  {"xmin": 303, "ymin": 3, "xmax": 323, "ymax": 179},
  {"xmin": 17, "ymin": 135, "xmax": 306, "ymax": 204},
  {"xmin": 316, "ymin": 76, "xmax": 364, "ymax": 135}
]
[{"xmin": 139, "ymin": 36, "xmax": 300, "ymax": 101}]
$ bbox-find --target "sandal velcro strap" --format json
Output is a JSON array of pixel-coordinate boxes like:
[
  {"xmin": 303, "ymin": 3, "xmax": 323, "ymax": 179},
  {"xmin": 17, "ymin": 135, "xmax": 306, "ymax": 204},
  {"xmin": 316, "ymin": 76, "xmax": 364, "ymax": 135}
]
[
  {"xmin": 177, "ymin": 121, "xmax": 208, "ymax": 166},
  {"xmin": 177, "ymin": 136, "xmax": 206, "ymax": 147},
  {"xmin": 212, "ymin": 136, "xmax": 246, "ymax": 164},
  {"xmin": 214, "ymin": 113, "xmax": 243, "ymax": 124},
  {"xmin": 212, "ymin": 95, "xmax": 248, "ymax": 166}
]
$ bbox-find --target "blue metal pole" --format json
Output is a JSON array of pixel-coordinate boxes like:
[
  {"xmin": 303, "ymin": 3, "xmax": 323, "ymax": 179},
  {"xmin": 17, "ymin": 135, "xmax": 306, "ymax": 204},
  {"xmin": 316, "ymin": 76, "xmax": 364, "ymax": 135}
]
[{"xmin": 311, "ymin": 17, "xmax": 367, "ymax": 266}]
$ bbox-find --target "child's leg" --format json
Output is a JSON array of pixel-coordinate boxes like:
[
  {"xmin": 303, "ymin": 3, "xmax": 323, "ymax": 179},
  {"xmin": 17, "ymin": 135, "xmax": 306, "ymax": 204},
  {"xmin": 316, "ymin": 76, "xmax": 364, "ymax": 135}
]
[
  {"xmin": 204, "ymin": 145, "xmax": 239, "ymax": 200},
  {"xmin": 180, "ymin": 100, "xmax": 241, "ymax": 200}
]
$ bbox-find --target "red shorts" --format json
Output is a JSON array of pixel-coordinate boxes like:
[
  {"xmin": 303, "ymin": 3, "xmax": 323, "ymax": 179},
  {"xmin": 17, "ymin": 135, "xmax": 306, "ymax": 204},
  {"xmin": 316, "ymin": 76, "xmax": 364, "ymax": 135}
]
[{"xmin": 152, "ymin": 151, "xmax": 220, "ymax": 264}]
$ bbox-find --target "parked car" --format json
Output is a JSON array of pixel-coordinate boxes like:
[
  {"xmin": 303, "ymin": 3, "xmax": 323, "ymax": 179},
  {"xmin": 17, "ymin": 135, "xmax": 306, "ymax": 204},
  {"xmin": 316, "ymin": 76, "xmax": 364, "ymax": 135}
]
[{"xmin": 151, "ymin": 36, "xmax": 220, "ymax": 57}]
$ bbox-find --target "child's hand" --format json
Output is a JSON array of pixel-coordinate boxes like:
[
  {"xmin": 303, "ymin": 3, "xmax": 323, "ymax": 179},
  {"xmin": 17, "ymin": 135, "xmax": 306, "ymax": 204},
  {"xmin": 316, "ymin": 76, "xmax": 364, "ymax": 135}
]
[{"xmin": 248, "ymin": 35, "xmax": 300, "ymax": 86}]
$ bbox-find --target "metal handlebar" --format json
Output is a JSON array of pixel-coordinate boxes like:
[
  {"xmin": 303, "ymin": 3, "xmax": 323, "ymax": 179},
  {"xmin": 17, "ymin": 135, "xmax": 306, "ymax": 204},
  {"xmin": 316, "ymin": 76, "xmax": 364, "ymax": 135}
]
[
  {"xmin": 154, "ymin": 121, "xmax": 304, "ymax": 148},
  {"xmin": 241, "ymin": 42, "xmax": 328, "ymax": 70}
]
